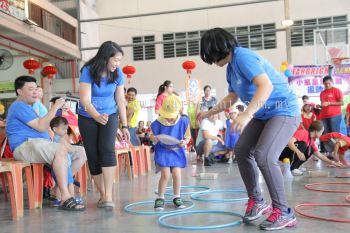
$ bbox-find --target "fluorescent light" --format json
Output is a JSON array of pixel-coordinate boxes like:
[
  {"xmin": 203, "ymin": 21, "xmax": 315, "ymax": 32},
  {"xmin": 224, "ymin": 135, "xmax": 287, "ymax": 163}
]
[{"xmin": 281, "ymin": 19, "xmax": 294, "ymax": 27}]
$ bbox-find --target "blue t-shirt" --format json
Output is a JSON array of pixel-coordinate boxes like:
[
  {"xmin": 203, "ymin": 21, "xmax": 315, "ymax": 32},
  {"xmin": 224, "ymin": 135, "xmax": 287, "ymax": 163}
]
[
  {"xmin": 6, "ymin": 101, "xmax": 50, "ymax": 151},
  {"xmin": 78, "ymin": 66, "xmax": 125, "ymax": 118},
  {"xmin": 226, "ymin": 47, "xmax": 300, "ymax": 120},
  {"xmin": 32, "ymin": 101, "xmax": 48, "ymax": 117}
]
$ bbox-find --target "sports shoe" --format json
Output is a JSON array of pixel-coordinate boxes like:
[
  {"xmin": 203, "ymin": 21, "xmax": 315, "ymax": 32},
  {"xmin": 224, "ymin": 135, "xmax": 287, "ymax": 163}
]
[
  {"xmin": 292, "ymin": 169, "xmax": 304, "ymax": 176},
  {"xmin": 173, "ymin": 197, "xmax": 186, "ymax": 209},
  {"xmin": 299, "ymin": 167, "xmax": 307, "ymax": 172},
  {"xmin": 154, "ymin": 198, "xmax": 165, "ymax": 211},
  {"xmin": 227, "ymin": 158, "xmax": 233, "ymax": 164},
  {"xmin": 243, "ymin": 197, "xmax": 271, "ymax": 223},
  {"xmin": 259, "ymin": 207, "xmax": 297, "ymax": 231},
  {"xmin": 204, "ymin": 158, "xmax": 211, "ymax": 166}
]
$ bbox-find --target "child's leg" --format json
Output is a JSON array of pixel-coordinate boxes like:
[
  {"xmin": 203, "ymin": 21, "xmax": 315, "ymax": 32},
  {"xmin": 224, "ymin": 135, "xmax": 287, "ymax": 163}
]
[
  {"xmin": 158, "ymin": 167, "xmax": 171, "ymax": 198},
  {"xmin": 55, "ymin": 186, "xmax": 61, "ymax": 200},
  {"xmin": 171, "ymin": 168, "xmax": 181, "ymax": 197},
  {"xmin": 68, "ymin": 184, "xmax": 75, "ymax": 197}
]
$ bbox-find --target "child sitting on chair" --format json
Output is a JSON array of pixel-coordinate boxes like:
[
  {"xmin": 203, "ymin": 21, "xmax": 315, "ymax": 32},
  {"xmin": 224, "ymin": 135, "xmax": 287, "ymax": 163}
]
[
  {"xmin": 50, "ymin": 116, "xmax": 83, "ymax": 206},
  {"xmin": 150, "ymin": 95, "xmax": 191, "ymax": 210}
]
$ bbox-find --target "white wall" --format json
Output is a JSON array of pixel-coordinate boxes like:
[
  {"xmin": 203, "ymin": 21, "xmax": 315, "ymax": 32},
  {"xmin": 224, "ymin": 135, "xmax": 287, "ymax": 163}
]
[{"xmin": 88, "ymin": 0, "xmax": 350, "ymax": 100}]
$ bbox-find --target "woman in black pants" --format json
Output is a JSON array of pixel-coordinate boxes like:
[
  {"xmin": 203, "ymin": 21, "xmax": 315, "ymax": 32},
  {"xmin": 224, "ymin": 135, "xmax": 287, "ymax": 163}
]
[
  {"xmin": 279, "ymin": 121, "xmax": 341, "ymax": 175},
  {"xmin": 78, "ymin": 41, "xmax": 130, "ymax": 209}
]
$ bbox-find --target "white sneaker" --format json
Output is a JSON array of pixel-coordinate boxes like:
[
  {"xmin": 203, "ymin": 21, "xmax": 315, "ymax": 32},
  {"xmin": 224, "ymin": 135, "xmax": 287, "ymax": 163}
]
[
  {"xmin": 227, "ymin": 158, "xmax": 233, "ymax": 164},
  {"xmin": 299, "ymin": 167, "xmax": 306, "ymax": 172},
  {"xmin": 292, "ymin": 169, "xmax": 304, "ymax": 176}
]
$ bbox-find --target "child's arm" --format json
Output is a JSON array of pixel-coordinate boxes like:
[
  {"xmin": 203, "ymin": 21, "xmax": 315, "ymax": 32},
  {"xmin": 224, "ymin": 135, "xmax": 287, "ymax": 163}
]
[
  {"xmin": 149, "ymin": 129, "xmax": 159, "ymax": 144},
  {"xmin": 179, "ymin": 125, "xmax": 191, "ymax": 147}
]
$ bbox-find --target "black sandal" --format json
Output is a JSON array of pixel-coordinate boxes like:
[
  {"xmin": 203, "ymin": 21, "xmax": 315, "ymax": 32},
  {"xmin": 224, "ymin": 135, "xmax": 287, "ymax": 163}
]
[{"xmin": 59, "ymin": 197, "xmax": 86, "ymax": 211}]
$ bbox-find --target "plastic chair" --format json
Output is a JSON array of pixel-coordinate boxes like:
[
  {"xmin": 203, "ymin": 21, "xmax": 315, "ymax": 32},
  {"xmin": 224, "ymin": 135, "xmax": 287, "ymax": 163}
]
[
  {"xmin": 115, "ymin": 149, "xmax": 133, "ymax": 181},
  {"xmin": 141, "ymin": 145, "xmax": 152, "ymax": 172},
  {"xmin": 31, "ymin": 163, "xmax": 44, "ymax": 208},
  {"xmin": 129, "ymin": 147, "xmax": 144, "ymax": 176},
  {"xmin": 74, "ymin": 162, "xmax": 88, "ymax": 197},
  {"xmin": 0, "ymin": 160, "xmax": 35, "ymax": 220}
]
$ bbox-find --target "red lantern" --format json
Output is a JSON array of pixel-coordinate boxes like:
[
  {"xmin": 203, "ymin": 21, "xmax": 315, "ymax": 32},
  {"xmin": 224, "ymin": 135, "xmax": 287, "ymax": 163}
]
[
  {"xmin": 182, "ymin": 59, "xmax": 196, "ymax": 74},
  {"xmin": 23, "ymin": 58, "xmax": 40, "ymax": 75},
  {"xmin": 42, "ymin": 65, "xmax": 58, "ymax": 79},
  {"xmin": 122, "ymin": 65, "xmax": 136, "ymax": 83}
]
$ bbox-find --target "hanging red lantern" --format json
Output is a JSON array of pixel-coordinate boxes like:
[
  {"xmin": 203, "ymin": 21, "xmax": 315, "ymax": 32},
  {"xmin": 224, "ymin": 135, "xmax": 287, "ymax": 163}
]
[
  {"xmin": 23, "ymin": 58, "xmax": 40, "ymax": 75},
  {"xmin": 122, "ymin": 65, "xmax": 136, "ymax": 83},
  {"xmin": 182, "ymin": 59, "xmax": 196, "ymax": 74},
  {"xmin": 42, "ymin": 64, "xmax": 58, "ymax": 79}
]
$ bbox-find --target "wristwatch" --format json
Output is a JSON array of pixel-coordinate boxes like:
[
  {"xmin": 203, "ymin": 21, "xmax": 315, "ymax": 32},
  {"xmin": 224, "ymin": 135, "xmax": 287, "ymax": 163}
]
[{"xmin": 122, "ymin": 125, "xmax": 128, "ymax": 129}]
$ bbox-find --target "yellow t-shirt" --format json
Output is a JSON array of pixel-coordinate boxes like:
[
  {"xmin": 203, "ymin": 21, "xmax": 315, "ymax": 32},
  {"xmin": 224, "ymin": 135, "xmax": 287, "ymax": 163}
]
[{"xmin": 127, "ymin": 100, "xmax": 141, "ymax": 128}]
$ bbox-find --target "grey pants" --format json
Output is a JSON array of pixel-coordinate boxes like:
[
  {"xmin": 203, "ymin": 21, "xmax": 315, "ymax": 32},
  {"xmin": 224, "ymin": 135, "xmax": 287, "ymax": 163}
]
[{"xmin": 235, "ymin": 116, "xmax": 300, "ymax": 212}]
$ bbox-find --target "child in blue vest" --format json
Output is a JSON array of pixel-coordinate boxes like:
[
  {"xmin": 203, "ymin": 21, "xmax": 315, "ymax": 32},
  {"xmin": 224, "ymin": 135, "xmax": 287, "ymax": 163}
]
[
  {"xmin": 225, "ymin": 108, "xmax": 240, "ymax": 163},
  {"xmin": 151, "ymin": 95, "xmax": 191, "ymax": 210},
  {"xmin": 49, "ymin": 116, "xmax": 75, "ymax": 206}
]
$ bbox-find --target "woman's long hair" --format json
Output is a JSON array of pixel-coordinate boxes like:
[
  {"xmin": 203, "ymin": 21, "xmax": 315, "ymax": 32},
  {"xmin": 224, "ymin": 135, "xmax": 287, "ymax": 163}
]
[
  {"xmin": 81, "ymin": 41, "xmax": 124, "ymax": 86},
  {"xmin": 157, "ymin": 80, "xmax": 172, "ymax": 97}
]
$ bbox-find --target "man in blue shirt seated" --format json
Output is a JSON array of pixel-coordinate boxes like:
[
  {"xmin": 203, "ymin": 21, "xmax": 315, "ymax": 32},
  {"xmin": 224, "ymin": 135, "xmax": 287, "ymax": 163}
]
[{"xmin": 6, "ymin": 76, "xmax": 86, "ymax": 211}]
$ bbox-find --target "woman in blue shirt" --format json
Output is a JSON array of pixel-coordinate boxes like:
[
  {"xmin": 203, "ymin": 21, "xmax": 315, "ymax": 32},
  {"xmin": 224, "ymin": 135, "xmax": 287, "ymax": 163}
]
[
  {"xmin": 198, "ymin": 28, "xmax": 300, "ymax": 231},
  {"xmin": 78, "ymin": 41, "xmax": 130, "ymax": 209}
]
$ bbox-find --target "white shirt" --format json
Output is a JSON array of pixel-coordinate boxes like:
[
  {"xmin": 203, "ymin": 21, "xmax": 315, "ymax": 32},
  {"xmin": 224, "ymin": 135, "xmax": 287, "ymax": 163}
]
[{"xmin": 196, "ymin": 118, "xmax": 220, "ymax": 146}]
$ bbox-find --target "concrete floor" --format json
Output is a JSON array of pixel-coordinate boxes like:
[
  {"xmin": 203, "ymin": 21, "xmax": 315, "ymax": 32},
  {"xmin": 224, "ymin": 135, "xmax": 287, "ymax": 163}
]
[{"xmin": 1, "ymin": 155, "xmax": 350, "ymax": 233}]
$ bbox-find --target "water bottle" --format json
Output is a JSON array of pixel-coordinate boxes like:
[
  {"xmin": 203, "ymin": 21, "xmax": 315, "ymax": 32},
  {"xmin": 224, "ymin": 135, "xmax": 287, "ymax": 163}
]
[{"xmin": 282, "ymin": 158, "xmax": 293, "ymax": 179}]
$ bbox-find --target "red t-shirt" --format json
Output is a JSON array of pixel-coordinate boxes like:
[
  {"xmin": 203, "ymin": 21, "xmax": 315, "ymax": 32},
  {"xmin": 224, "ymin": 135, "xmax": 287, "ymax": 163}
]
[
  {"xmin": 155, "ymin": 93, "xmax": 166, "ymax": 112},
  {"xmin": 293, "ymin": 128, "xmax": 318, "ymax": 152},
  {"xmin": 301, "ymin": 112, "xmax": 316, "ymax": 130},
  {"xmin": 319, "ymin": 132, "xmax": 350, "ymax": 155},
  {"xmin": 320, "ymin": 87, "xmax": 343, "ymax": 119}
]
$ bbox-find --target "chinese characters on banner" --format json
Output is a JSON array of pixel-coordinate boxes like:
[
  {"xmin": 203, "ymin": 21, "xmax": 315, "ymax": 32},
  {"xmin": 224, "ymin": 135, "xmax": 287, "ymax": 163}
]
[
  {"xmin": 288, "ymin": 65, "xmax": 350, "ymax": 97},
  {"xmin": 0, "ymin": 0, "xmax": 26, "ymax": 21}
]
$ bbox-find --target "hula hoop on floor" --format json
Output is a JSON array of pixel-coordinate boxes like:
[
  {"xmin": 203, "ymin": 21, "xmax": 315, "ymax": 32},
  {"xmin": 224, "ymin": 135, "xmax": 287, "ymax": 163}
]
[
  {"xmin": 124, "ymin": 200, "xmax": 194, "ymax": 215},
  {"xmin": 190, "ymin": 189, "xmax": 248, "ymax": 203},
  {"xmin": 304, "ymin": 182, "xmax": 350, "ymax": 193},
  {"xmin": 158, "ymin": 210, "xmax": 243, "ymax": 230},
  {"xmin": 294, "ymin": 203, "xmax": 350, "ymax": 223},
  {"xmin": 155, "ymin": 185, "xmax": 210, "ymax": 196},
  {"xmin": 345, "ymin": 194, "xmax": 350, "ymax": 203}
]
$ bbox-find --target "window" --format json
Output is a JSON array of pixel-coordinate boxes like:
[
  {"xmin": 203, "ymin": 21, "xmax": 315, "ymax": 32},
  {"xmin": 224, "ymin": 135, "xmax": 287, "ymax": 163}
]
[
  {"xmin": 132, "ymin": 35, "xmax": 155, "ymax": 61},
  {"xmin": 291, "ymin": 15, "xmax": 348, "ymax": 47},
  {"xmin": 227, "ymin": 23, "xmax": 276, "ymax": 50},
  {"xmin": 163, "ymin": 31, "xmax": 201, "ymax": 58}
]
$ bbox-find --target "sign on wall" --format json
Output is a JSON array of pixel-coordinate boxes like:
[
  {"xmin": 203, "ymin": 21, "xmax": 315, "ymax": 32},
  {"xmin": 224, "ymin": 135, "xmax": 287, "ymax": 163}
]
[
  {"xmin": 288, "ymin": 65, "xmax": 350, "ymax": 97},
  {"xmin": 0, "ymin": 0, "xmax": 27, "ymax": 21}
]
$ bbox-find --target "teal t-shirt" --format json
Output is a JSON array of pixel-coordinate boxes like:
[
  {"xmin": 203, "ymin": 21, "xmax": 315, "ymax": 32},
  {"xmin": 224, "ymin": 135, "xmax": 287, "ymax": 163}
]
[
  {"xmin": 226, "ymin": 47, "xmax": 300, "ymax": 120},
  {"xmin": 78, "ymin": 66, "xmax": 125, "ymax": 118}
]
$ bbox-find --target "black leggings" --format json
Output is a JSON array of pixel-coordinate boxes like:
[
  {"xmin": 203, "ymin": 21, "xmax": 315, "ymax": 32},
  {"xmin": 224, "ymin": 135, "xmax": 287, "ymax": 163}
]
[
  {"xmin": 78, "ymin": 113, "xmax": 118, "ymax": 175},
  {"xmin": 279, "ymin": 141, "xmax": 314, "ymax": 171}
]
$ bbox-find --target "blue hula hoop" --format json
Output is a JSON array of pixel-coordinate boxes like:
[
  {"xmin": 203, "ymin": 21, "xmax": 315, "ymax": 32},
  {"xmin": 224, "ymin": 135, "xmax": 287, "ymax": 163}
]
[
  {"xmin": 190, "ymin": 189, "xmax": 248, "ymax": 203},
  {"xmin": 158, "ymin": 210, "xmax": 243, "ymax": 230},
  {"xmin": 124, "ymin": 200, "xmax": 194, "ymax": 215},
  {"xmin": 155, "ymin": 185, "xmax": 210, "ymax": 196}
]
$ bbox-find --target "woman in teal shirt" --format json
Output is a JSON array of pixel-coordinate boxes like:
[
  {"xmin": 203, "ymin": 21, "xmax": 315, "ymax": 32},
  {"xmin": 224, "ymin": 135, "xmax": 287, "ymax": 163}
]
[
  {"xmin": 199, "ymin": 28, "xmax": 300, "ymax": 231},
  {"xmin": 78, "ymin": 41, "xmax": 130, "ymax": 209}
]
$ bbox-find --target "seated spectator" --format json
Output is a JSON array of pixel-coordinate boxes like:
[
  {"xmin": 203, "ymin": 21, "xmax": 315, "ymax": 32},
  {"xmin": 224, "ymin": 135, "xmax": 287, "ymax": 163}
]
[
  {"xmin": 32, "ymin": 86, "xmax": 48, "ymax": 117},
  {"xmin": 50, "ymin": 116, "xmax": 85, "ymax": 206},
  {"xmin": 224, "ymin": 108, "xmax": 240, "ymax": 163},
  {"xmin": 320, "ymin": 132, "xmax": 350, "ymax": 167},
  {"xmin": 279, "ymin": 121, "xmax": 342, "ymax": 176},
  {"xmin": 136, "ymin": 120, "xmax": 150, "ymax": 145},
  {"xmin": 6, "ymin": 76, "xmax": 86, "ymax": 211},
  {"xmin": 195, "ymin": 107, "xmax": 226, "ymax": 166}
]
